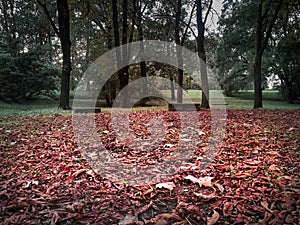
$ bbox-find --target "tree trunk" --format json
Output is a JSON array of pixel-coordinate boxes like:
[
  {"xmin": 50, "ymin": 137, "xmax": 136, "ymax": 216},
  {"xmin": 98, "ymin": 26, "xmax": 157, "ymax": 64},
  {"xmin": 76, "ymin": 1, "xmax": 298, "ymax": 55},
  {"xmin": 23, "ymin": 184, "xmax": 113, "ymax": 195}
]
[
  {"xmin": 137, "ymin": 0, "xmax": 148, "ymax": 96},
  {"xmin": 112, "ymin": 0, "xmax": 120, "ymax": 52},
  {"xmin": 253, "ymin": 51, "xmax": 263, "ymax": 108},
  {"xmin": 253, "ymin": 2, "xmax": 263, "ymax": 109},
  {"xmin": 196, "ymin": 0, "xmax": 209, "ymax": 109},
  {"xmin": 175, "ymin": 0, "xmax": 183, "ymax": 103},
  {"xmin": 253, "ymin": 0, "xmax": 283, "ymax": 109},
  {"xmin": 112, "ymin": 0, "xmax": 130, "ymax": 107},
  {"xmin": 170, "ymin": 75, "xmax": 175, "ymax": 100},
  {"xmin": 57, "ymin": 0, "xmax": 71, "ymax": 109},
  {"xmin": 36, "ymin": 0, "xmax": 71, "ymax": 109}
]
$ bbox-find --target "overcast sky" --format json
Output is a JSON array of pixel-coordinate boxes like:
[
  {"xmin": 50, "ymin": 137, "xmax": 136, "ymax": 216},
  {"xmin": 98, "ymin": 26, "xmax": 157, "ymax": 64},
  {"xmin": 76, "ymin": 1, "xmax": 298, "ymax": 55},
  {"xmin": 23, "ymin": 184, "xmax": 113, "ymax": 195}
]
[{"xmin": 207, "ymin": 0, "xmax": 223, "ymax": 31}]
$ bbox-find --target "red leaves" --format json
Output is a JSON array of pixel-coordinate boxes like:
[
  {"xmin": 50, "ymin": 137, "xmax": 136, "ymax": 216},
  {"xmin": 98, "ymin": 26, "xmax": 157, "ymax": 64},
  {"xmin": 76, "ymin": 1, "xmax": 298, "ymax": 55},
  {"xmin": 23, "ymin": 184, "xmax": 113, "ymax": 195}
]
[
  {"xmin": 144, "ymin": 213, "xmax": 181, "ymax": 225},
  {"xmin": 0, "ymin": 110, "xmax": 299, "ymax": 224},
  {"xmin": 155, "ymin": 182, "xmax": 176, "ymax": 191},
  {"xmin": 67, "ymin": 168, "xmax": 89, "ymax": 181},
  {"xmin": 207, "ymin": 210, "xmax": 220, "ymax": 225},
  {"xmin": 184, "ymin": 175, "xmax": 214, "ymax": 187}
]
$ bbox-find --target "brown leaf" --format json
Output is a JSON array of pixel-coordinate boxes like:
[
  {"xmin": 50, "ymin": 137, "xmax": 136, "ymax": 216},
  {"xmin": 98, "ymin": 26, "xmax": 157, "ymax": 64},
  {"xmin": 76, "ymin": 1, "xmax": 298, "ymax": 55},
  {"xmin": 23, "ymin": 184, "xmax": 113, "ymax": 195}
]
[
  {"xmin": 223, "ymin": 201, "xmax": 233, "ymax": 216},
  {"xmin": 50, "ymin": 211, "xmax": 60, "ymax": 225},
  {"xmin": 194, "ymin": 192, "xmax": 216, "ymax": 200},
  {"xmin": 207, "ymin": 210, "xmax": 219, "ymax": 225},
  {"xmin": 261, "ymin": 201, "xmax": 273, "ymax": 213},
  {"xmin": 136, "ymin": 201, "xmax": 153, "ymax": 215},
  {"xmin": 155, "ymin": 182, "xmax": 176, "ymax": 191},
  {"xmin": 184, "ymin": 175, "xmax": 213, "ymax": 187},
  {"xmin": 215, "ymin": 183, "xmax": 224, "ymax": 193},
  {"xmin": 233, "ymin": 173, "xmax": 252, "ymax": 179},
  {"xmin": 147, "ymin": 213, "xmax": 181, "ymax": 225},
  {"xmin": 118, "ymin": 212, "xmax": 142, "ymax": 225},
  {"xmin": 67, "ymin": 169, "xmax": 88, "ymax": 181}
]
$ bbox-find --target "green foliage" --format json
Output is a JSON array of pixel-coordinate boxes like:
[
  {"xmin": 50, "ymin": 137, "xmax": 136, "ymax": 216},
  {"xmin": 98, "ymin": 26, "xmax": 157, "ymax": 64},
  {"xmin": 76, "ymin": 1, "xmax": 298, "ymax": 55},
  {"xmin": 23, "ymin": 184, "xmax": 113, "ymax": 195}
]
[
  {"xmin": 271, "ymin": 1, "xmax": 300, "ymax": 102},
  {"xmin": 215, "ymin": 0, "xmax": 299, "ymax": 100},
  {"xmin": 0, "ymin": 49, "xmax": 59, "ymax": 101},
  {"xmin": 215, "ymin": 0, "xmax": 256, "ymax": 96}
]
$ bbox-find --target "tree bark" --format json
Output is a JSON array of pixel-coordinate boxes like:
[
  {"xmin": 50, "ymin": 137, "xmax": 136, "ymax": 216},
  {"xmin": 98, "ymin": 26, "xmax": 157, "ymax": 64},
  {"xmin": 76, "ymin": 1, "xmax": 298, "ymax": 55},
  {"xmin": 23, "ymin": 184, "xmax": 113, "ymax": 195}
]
[
  {"xmin": 137, "ymin": 0, "xmax": 148, "ymax": 95},
  {"xmin": 197, "ymin": 0, "xmax": 209, "ymax": 109},
  {"xmin": 175, "ymin": 0, "xmax": 183, "ymax": 103},
  {"xmin": 57, "ymin": 0, "xmax": 71, "ymax": 109},
  {"xmin": 112, "ymin": 0, "xmax": 131, "ymax": 107},
  {"xmin": 253, "ymin": 51, "xmax": 263, "ymax": 108},
  {"xmin": 170, "ymin": 75, "xmax": 175, "ymax": 100},
  {"xmin": 253, "ymin": 1, "xmax": 263, "ymax": 108}
]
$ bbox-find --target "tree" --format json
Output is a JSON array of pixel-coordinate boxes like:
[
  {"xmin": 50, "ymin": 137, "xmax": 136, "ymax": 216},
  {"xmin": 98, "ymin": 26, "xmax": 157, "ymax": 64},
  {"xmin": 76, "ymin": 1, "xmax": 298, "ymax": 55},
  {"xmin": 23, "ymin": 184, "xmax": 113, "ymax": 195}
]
[
  {"xmin": 216, "ymin": 0, "xmax": 297, "ymax": 105},
  {"xmin": 253, "ymin": 0, "xmax": 283, "ymax": 108},
  {"xmin": 269, "ymin": 0, "xmax": 300, "ymax": 103},
  {"xmin": 136, "ymin": 0, "xmax": 147, "ymax": 94},
  {"xmin": 175, "ymin": 0, "xmax": 184, "ymax": 103},
  {"xmin": 0, "ymin": 0, "xmax": 18, "ymax": 54},
  {"xmin": 0, "ymin": 48, "xmax": 59, "ymax": 101},
  {"xmin": 112, "ymin": 0, "xmax": 136, "ymax": 107},
  {"xmin": 37, "ymin": 0, "xmax": 72, "ymax": 109},
  {"xmin": 216, "ymin": 1, "xmax": 257, "ymax": 96},
  {"xmin": 196, "ymin": 0, "xmax": 213, "ymax": 109}
]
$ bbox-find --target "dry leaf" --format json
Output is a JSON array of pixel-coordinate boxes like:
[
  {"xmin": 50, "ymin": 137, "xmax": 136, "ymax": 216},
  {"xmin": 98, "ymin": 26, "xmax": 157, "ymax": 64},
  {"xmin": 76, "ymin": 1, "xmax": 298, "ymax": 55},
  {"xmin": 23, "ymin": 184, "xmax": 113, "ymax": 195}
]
[
  {"xmin": 118, "ymin": 212, "xmax": 142, "ymax": 225},
  {"xmin": 156, "ymin": 182, "xmax": 176, "ymax": 191},
  {"xmin": 50, "ymin": 211, "xmax": 60, "ymax": 225},
  {"xmin": 261, "ymin": 200, "xmax": 273, "ymax": 213},
  {"xmin": 207, "ymin": 210, "xmax": 219, "ymax": 225},
  {"xmin": 185, "ymin": 175, "xmax": 213, "ymax": 187}
]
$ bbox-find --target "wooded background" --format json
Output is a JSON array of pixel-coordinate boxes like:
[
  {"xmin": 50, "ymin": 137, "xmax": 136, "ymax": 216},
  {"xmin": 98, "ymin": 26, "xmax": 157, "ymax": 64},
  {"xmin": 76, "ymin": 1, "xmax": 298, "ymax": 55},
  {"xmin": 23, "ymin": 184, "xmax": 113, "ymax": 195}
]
[{"xmin": 0, "ymin": 0, "xmax": 299, "ymax": 109}]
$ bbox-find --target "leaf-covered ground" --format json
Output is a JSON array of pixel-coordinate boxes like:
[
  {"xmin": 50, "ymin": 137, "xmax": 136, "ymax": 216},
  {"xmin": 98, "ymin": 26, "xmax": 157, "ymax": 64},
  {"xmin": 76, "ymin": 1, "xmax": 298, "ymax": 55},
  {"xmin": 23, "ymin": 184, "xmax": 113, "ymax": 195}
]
[{"xmin": 0, "ymin": 110, "xmax": 299, "ymax": 225}]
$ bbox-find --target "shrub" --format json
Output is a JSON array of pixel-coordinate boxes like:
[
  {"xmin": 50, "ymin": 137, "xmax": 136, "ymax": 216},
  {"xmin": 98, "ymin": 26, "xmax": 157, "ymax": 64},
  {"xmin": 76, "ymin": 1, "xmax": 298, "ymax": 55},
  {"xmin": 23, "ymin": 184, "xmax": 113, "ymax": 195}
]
[{"xmin": 0, "ymin": 50, "xmax": 59, "ymax": 101}]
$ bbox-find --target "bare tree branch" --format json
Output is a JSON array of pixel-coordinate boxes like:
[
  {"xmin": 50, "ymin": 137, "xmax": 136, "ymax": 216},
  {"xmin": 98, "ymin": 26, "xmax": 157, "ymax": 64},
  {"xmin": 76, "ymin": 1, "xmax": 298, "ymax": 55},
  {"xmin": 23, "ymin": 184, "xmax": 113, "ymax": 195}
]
[
  {"xmin": 153, "ymin": 14, "xmax": 198, "ymax": 40},
  {"xmin": 262, "ymin": 0, "xmax": 283, "ymax": 51},
  {"xmin": 181, "ymin": 1, "xmax": 196, "ymax": 45},
  {"xmin": 36, "ymin": 0, "xmax": 60, "ymax": 37},
  {"xmin": 204, "ymin": 0, "xmax": 213, "ymax": 25}
]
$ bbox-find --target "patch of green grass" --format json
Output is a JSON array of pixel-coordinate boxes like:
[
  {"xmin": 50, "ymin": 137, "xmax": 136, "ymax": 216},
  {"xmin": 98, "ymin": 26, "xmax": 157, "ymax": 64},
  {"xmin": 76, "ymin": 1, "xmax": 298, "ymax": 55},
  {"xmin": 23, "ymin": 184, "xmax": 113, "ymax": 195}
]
[
  {"xmin": 161, "ymin": 89, "xmax": 300, "ymax": 110},
  {"xmin": 226, "ymin": 90, "xmax": 300, "ymax": 110},
  {"xmin": 0, "ymin": 89, "xmax": 299, "ymax": 118},
  {"xmin": 0, "ymin": 97, "xmax": 71, "ymax": 118}
]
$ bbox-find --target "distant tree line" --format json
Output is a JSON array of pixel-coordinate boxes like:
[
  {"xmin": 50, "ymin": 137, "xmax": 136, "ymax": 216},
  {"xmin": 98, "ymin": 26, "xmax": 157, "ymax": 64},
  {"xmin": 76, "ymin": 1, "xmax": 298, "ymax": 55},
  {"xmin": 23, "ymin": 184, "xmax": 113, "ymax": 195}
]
[
  {"xmin": 1, "ymin": 0, "xmax": 216, "ymax": 109},
  {"xmin": 0, "ymin": 0, "xmax": 298, "ymax": 108}
]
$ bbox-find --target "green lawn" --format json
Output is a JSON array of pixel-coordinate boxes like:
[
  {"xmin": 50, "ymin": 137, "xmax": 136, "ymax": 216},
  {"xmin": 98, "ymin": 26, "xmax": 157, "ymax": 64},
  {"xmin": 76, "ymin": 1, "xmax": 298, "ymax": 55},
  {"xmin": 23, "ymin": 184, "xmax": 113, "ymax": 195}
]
[
  {"xmin": 0, "ymin": 90, "xmax": 299, "ymax": 118},
  {"xmin": 0, "ymin": 97, "xmax": 71, "ymax": 118},
  {"xmin": 160, "ymin": 89, "xmax": 300, "ymax": 110}
]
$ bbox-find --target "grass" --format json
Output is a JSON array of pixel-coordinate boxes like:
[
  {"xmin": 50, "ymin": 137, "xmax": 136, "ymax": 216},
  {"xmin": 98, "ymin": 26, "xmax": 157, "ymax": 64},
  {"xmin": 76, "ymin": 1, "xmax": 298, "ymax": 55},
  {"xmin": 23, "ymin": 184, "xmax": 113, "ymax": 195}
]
[
  {"xmin": 161, "ymin": 89, "xmax": 300, "ymax": 110},
  {"xmin": 0, "ymin": 97, "xmax": 71, "ymax": 118},
  {"xmin": 0, "ymin": 90, "xmax": 299, "ymax": 118}
]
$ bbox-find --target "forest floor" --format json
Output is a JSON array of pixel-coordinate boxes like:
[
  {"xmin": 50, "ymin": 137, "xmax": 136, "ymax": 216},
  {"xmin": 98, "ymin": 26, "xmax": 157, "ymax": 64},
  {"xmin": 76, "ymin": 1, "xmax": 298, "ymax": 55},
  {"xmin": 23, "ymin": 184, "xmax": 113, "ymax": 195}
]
[{"xmin": 0, "ymin": 110, "xmax": 299, "ymax": 224}]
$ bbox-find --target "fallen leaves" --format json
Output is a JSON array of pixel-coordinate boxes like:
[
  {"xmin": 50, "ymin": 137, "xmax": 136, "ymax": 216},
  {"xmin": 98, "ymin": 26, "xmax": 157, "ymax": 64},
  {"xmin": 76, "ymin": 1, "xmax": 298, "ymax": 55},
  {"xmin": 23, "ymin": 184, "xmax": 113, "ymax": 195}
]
[
  {"xmin": 118, "ymin": 212, "xmax": 142, "ymax": 225},
  {"xmin": 0, "ymin": 110, "xmax": 299, "ymax": 224},
  {"xmin": 207, "ymin": 210, "xmax": 220, "ymax": 225},
  {"xmin": 155, "ymin": 182, "xmax": 176, "ymax": 191},
  {"xmin": 184, "ymin": 175, "xmax": 214, "ymax": 187},
  {"xmin": 144, "ymin": 213, "xmax": 181, "ymax": 225}
]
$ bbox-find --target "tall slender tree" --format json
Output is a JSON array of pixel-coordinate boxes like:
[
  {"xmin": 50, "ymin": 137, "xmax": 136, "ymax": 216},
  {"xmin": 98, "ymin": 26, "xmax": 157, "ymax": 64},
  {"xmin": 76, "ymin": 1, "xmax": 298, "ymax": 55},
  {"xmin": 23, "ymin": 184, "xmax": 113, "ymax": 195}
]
[
  {"xmin": 196, "ymin": 0, "xmax": 213, "ymax": 109},
  {"xmin": 37, "ymin": 0, "xmax": 72, "ymax": 109},
  {"xmin": 136, "ymin": 0, "xmax": 148, "ymax": 95},
  {"xmin": 175, "ymin": 0, "xmax": 183, "ymax": 103}
]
